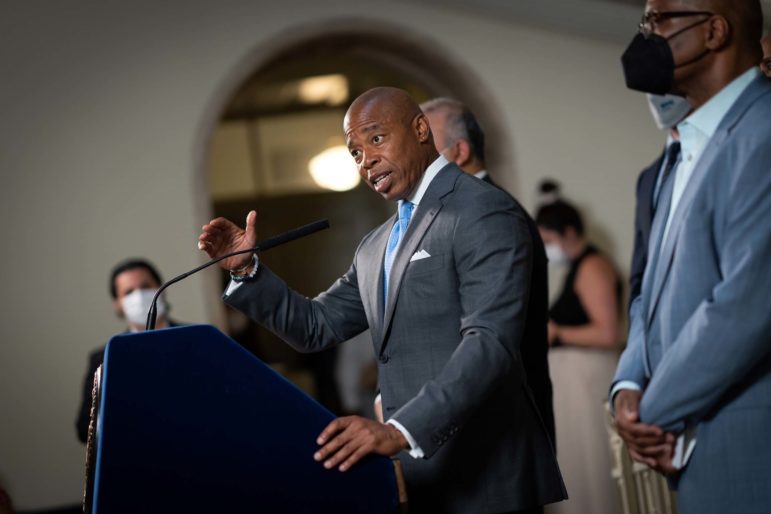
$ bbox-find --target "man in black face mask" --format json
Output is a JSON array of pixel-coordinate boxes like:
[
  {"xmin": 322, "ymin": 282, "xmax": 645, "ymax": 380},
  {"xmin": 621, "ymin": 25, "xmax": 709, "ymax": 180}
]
[{"xmin": 612, "ymin": 1, "xmax": 771, "ymax": 513}]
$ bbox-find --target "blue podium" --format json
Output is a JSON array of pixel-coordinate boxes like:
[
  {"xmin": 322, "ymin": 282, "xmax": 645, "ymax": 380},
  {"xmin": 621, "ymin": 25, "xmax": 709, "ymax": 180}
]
[{"xmin": 84, "ymin": 325, "xmax": 403, "ymax": 513}]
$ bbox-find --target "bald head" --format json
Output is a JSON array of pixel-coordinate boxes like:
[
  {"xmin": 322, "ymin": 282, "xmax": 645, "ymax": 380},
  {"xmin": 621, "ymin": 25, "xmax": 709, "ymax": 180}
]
[
  {"xmin": 344, "ymin": 87, "xmax": 439, "ymax": 202},
  {"xmin": 345, "ymin": 87, "xmax": 424, "ymax": 130},
  {"xmin": 720, "ymin": 0, "xmax": 762, "ymax": 47},
  {"xmin": 680, "ymin": 0, "xmax": 763, "ymax": 48}
]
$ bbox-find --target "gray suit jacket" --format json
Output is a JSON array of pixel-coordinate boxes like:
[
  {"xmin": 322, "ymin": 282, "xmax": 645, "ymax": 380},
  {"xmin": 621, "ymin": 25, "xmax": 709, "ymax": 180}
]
[
  {"xmin": 613, "ymin": 74, "xmax": 771, "ymax": 514},
  {"xmin": 225, "ymin": 163, "xmax": 566, "ymax": 513},
  {"xmin": 482, "ymin": 172, "xmax": 556, "ymax": 448}
]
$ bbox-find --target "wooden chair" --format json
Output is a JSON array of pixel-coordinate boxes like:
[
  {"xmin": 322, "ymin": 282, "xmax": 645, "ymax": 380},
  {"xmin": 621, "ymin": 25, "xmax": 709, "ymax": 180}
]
[{"xmin": 605, "ymin": 403, "xmax": 678, "ymax": 514}]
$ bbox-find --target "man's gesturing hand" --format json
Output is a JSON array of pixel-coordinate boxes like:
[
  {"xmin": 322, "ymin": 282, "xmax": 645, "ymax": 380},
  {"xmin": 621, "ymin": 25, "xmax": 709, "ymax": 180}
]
[
  {"xmin": 614, "ymin": 389, "xmax": 675, "ymax": 470},
  {"xmin": 314, "ymin": 416, "xmax": 408, "ymax": 472},
  {"xmin": 197, "ymin": 210, "xmax": 258, "ymax": 271}
]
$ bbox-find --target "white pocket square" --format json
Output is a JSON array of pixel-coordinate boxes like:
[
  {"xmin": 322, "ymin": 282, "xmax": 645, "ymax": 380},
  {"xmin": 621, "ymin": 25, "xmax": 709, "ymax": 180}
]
[{"xmin": 410, "ymin": 249, "xmax": 431, "ymax": 262}]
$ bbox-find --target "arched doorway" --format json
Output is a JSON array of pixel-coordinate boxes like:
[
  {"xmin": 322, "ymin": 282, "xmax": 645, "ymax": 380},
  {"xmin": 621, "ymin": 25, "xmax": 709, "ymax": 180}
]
[{"xmin": 194, "ymin": 21, "xmax": 514, "ymax": 414}]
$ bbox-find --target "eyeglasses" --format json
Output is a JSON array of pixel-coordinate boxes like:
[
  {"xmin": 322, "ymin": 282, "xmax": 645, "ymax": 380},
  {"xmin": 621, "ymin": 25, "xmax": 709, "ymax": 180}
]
[{"xmin": 638, "ymin": 10, "xmax": 713, "ymax": 38}]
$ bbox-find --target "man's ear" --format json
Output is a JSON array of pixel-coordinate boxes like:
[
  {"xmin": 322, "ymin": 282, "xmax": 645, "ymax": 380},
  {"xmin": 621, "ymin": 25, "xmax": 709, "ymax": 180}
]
[
  {"xmin": 705, "ymin": 15, "xmax": 731, "ymax": 51},
  {"xmin": 455, "ymin": 139, "xmax": 473, "ymax": 167},
  {"xmin": 414, "ymin": 113, "xmax": 431, "ymax": 143}
]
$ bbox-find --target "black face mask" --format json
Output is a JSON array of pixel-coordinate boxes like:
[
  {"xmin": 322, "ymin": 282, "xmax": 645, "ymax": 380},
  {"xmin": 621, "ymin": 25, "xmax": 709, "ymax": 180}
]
[{"xmin": 621, "ymin": 18, "xmax": 712, "ymax": 95}]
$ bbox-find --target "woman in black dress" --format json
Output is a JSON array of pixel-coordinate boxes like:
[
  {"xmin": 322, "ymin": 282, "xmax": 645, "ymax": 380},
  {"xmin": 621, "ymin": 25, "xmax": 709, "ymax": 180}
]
[{"xmin": 536, "ymin": 188, "xmax": 621, "ymax": 514}]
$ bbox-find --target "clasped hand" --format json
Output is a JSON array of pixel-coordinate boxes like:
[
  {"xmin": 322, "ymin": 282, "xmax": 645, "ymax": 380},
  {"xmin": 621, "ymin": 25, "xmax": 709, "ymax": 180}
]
[
  {"xmin": 314, "ymin": 416, "xmax": 408, "ymax": 472},
  {"xmin": 614, "ymin": 390, "xmax": 678, "ymax": 475}
]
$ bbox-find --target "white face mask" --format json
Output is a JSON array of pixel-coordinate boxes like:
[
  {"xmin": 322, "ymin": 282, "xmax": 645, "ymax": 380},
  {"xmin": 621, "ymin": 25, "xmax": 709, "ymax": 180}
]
[
  {"xmin": 545, "ymin": 243, "xmax": 568, "ymax": 265},
  {"xmin": 646, "ymin": 93, "xmax": 691, "ymax": 130},
  {"xmin": 121, "ymin": 288, "xmax": 165, "ymax": 326}
]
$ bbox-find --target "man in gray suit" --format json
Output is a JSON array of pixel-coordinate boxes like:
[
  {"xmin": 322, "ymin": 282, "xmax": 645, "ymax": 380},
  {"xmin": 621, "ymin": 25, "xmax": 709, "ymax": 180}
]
[
  {"xmin": 198, "ymin": 87, "xmax": 566, "ymax": 514},
  {"xmin": 613, "ymin": 1, "xmax": 771, "ymax": 512}
]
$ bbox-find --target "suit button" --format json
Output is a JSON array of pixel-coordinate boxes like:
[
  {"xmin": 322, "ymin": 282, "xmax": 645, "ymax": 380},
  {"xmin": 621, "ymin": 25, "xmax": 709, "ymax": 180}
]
[{"xmin": 379, "ymin": 354, "xmax": 390, "ymax": 363}]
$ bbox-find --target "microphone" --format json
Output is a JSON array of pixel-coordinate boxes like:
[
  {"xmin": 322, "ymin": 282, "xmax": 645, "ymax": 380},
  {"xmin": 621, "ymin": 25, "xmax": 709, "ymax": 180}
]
[{"xmin": 145, "ymin": 219, "xmax": 330, "ymax": 330}]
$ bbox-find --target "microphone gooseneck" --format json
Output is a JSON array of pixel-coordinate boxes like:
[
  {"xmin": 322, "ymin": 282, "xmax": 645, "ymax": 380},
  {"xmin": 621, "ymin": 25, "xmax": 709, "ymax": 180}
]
[{"xmin": 145, "ymin": 219, "xmax": 330, "ymax": 330}]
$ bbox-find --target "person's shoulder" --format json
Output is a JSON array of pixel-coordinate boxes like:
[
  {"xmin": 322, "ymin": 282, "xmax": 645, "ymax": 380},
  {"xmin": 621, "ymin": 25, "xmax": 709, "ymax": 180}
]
[
  {"xmin": 752, "ymin": 73, "xmax": 771, "ymax": 101},
  {"xmin": 577, "ymin": 252, "xmax": 617, "ymax": 283},
  {"xmin": 450, "ymin": 174, "xmax": 537, "ymax": 240},
  {"xmin": 88, "ymin": 346, "xmax": 107, "ymax": 367},
  {"xmin": 89, "ymin": 345, "xmax": 106, "ymax": 357},
  {"xmin": 734, "ymin": 77, "xmax": 771, "ymax": 131},
  {"xmin": 454, "ymin": 171, "xmax": 518, "ymax": 209},
  {"xmin": 726, "ymin": 84, "xmax": 771, "ymax": 167}
]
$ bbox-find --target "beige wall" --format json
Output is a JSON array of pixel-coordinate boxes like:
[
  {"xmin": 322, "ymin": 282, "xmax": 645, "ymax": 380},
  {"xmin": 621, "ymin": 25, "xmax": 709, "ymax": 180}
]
[{"xmin": 0, "ymin": 0, "xmax": 663, "ymax": 508}]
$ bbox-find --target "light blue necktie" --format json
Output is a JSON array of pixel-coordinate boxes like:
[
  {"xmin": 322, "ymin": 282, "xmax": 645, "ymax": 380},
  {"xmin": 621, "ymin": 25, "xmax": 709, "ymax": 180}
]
[{"xmin": 383, "ymin": 200, "xmax": 414, "ymax": 306}]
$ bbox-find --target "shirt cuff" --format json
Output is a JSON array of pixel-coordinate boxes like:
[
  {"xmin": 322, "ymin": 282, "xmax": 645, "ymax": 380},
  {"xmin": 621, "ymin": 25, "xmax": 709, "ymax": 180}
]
[
  {"xmin": 609, "ymin": 382, "xmax": 694, "ymax": 470},
  {"xmin": 671, "ymin": 427, "xmax": 697, "ymax": 470},
  {"xmin": 609, "ymin": 381, "xmax": 642, "ymax": 415},
  {"xmin": 386, "ymin": 418, "xmax": 424, "ymax": 459}
]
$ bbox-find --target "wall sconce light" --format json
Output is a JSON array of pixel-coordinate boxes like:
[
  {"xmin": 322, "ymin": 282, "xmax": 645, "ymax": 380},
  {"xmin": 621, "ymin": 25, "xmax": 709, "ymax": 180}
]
[{"xmin": 308, "ymin": 145, "xmax": 360, "ymax": 192}]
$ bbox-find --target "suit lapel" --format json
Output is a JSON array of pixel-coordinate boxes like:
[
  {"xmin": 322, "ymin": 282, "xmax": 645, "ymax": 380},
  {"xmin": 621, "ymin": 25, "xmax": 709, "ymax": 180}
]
[
  {"xmin": 646, "ymin": 136, "xmax": 722, "ymax": 324},
  {"xmin": 646, "ymin": 75, "xmax": 770, "ymax": 325},
  {"xmin": 378, "ymin": 164, "xmax": 460, "ymax": 353},
  {"xmin": 358, "ymin": 218, "xmax": 394, "ymax": 351},
  {"xmin": 380, "ymin": 200, "xmax": 442, "ymax": 345},
  {"xmin": 640, "ymin": 153, "xmax": 663, "ymax": 243}
]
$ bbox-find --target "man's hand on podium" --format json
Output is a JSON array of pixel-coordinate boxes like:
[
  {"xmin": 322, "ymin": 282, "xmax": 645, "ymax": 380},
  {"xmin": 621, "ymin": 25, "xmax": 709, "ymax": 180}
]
[
  {"xmin": 198, "ymin": 210, "xmax": 258, "ymax": 272},
  {"xmin": 314, "ymin": 416, "xmax": 408, "ymax": 472}
]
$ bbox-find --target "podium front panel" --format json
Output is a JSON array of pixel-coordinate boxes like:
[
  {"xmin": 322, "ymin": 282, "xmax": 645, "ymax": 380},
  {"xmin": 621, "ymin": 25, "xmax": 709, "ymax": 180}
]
[{"xmin": 91, "ymin": 325, "xmax": 399, "ymax": 513}]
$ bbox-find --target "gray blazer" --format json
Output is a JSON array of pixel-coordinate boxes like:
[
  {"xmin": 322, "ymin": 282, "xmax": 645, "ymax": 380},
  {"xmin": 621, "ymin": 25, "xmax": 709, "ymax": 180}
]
[
  {"xmin": 225, "ymin": 163, "xmax": 566, "ymax": 513},
  {"xmin": 613, "ymin": 74, "xmax": 771, "ymax": 514}
]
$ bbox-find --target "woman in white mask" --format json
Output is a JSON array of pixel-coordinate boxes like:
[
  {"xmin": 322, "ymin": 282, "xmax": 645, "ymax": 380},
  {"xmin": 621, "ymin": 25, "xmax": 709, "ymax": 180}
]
[
  {"xmin": 535, "ymin": 182, "xmax": 621, "ymax": 514},
  {"xmin": 76, "ymin": 259, "xmax": 176, "ymax": 443}
]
